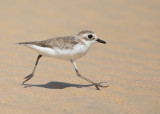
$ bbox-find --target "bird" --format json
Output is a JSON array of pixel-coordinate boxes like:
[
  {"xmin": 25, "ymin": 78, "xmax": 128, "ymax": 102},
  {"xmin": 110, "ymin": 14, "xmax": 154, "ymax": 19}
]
[{"xmin": 18, "ymin": 30, "xmax": 107, "ymax": 90}]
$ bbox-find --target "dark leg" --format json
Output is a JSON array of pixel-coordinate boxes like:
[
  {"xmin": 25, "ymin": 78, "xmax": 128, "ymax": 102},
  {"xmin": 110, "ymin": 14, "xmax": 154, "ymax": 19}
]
[
  {"xmin": 71, "ymin": 59, "xmax": 101, "ymax": 90},
  {"xmin": 22, "ymin": 55, "xmax": 42, "ymax": 84}
]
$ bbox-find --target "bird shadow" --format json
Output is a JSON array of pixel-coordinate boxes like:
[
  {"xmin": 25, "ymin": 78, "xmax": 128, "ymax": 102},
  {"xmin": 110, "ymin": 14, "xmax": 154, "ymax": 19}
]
[{"xmin": 22, "ymin": 81, "xmax": 109, "ymax": 89}]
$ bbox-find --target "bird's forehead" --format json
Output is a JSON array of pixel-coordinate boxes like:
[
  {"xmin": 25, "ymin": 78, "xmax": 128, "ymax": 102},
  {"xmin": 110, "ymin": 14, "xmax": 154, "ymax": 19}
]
[{"xmin": 77, "ymin": 30, "xmax": 95, "ymax": 36}]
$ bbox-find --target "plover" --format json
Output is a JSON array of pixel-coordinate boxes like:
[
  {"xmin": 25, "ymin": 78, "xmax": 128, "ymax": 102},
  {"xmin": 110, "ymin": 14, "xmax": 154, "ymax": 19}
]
[{"xmin": 18, "ymin": 30, "xmax": 107, "ymax": 90}]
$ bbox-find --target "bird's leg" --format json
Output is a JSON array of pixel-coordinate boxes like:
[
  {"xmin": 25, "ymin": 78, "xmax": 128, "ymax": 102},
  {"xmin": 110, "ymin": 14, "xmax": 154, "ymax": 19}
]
[
  {"xmin": 22, "ymin": 55, "xmax": 42, "ymax": 84},
  {"xmin": 71, "ymin": 59, "xmax": 102, "ymax": 90}
]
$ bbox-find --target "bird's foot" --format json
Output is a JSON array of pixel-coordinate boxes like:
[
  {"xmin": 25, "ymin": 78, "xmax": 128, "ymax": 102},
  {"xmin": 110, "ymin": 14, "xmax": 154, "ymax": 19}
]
[
  {"xmin": 22, "ymin": 73, "xmax": 34, "ymax": 84},
  {"xmin": 93, "ymin": 82, "xmax": 109, "ymax": 90}
]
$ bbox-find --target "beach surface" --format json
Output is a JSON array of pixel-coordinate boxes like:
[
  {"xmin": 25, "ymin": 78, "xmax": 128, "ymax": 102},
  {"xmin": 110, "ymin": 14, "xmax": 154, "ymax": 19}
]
[{"xmin": 0, "ymin": 0, "xmax": 159, "ymax": 114}]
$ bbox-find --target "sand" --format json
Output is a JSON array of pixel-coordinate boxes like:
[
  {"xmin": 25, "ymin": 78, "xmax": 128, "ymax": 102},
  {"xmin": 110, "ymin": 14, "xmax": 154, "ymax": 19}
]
[{"xmin": 0, "ymin": 0, "xmax": 159, "ymax": 114}]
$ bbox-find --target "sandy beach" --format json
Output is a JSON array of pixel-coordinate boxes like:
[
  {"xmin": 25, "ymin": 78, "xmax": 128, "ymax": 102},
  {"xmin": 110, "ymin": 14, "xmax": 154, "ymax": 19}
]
[{"xmin": 0, "ymin": 0, "xmax": 159, "ymax": 114}]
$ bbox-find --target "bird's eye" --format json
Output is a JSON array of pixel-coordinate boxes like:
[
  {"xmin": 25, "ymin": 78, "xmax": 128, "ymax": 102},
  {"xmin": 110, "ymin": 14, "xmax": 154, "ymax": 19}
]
[{"xmin": 88, "ymin": 34, "xmax": 93, "ymax": 39}]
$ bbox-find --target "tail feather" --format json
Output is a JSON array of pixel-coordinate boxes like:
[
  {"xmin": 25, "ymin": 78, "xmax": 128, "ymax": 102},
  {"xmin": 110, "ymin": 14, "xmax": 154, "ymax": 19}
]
[{"xmin": 16, "ymin": 41, "xmax": 37, "ymax": 45}]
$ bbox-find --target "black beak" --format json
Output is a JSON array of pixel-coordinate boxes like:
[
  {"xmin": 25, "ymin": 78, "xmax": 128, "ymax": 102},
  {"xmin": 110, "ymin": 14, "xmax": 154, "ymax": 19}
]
[{"xmin": 96, "ymin": 38, "xmax": 106, "ymax": 44}]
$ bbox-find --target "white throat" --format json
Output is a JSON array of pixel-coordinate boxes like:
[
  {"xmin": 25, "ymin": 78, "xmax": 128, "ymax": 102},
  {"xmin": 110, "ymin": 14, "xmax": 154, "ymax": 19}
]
[{"xmin": 82, "ymin": 39, "xmax": 96, "ymax": 48}]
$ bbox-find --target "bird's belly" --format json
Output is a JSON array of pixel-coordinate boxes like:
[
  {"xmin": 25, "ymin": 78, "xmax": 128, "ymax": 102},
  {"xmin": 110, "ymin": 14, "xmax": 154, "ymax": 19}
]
[
  {"xmin": 27, "ymin": 44, "xmax": 89, "ymax": 60},
  {"xmin": 52, "ymin": 49, "xmax": 87, "ymax": 60}
]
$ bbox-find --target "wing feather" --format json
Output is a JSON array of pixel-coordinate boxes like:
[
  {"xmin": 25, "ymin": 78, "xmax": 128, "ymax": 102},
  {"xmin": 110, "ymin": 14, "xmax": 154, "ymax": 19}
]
[{"xmin": 18, "ymin": 36, "xmax": 84, "ymax": 49}]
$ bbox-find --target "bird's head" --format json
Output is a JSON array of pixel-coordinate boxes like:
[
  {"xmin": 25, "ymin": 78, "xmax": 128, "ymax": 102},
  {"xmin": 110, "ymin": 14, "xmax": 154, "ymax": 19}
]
[{"xmin": 76, "ymin": 30, "xmax": 106, "ymax": 45}]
